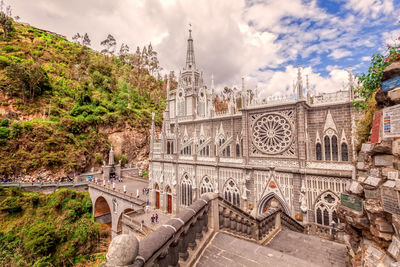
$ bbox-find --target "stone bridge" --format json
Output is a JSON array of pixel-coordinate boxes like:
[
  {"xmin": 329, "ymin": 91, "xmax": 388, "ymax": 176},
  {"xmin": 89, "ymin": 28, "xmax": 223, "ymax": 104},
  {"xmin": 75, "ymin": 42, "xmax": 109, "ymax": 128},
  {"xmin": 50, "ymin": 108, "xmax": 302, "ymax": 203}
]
[
  {"xmin": 1, "ymin": 182, "xmax": 89, "ymax": 193},
  {"xmin": 88, "ymin": 183, "xmax": 146, "ymax": 238}
]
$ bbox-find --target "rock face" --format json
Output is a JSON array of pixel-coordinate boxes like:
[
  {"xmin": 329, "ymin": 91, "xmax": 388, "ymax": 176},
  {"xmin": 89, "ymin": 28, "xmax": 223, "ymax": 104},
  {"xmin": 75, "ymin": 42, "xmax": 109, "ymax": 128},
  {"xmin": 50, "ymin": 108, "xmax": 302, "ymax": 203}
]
[
  {"xmin": 338, "ymin": 61, "xmax": 400, "ymax": 266},
  {"xmin": 105, "ymin": 234, "xmax": 139, "ymax": 266}
]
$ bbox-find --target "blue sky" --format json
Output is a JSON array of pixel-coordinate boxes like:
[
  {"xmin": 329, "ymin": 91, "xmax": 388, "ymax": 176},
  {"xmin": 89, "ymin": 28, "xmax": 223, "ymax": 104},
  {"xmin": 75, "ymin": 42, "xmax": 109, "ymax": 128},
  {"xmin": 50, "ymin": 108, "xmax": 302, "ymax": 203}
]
[{"xmin": 7, "ymin": 0, "xmax": 400, "ymax": 96}]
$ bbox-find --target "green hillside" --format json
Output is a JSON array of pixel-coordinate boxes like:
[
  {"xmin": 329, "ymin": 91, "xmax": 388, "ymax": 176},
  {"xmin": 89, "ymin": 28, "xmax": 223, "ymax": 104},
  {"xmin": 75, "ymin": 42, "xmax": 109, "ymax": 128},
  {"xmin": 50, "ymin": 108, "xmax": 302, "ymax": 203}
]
[
  {"xmin": 0, "ymin": 187, "xmax": 108, "ymax": 266},
  {"xmin": 0, "ymin": 20, "xmax": 166, "ymax": 177}
]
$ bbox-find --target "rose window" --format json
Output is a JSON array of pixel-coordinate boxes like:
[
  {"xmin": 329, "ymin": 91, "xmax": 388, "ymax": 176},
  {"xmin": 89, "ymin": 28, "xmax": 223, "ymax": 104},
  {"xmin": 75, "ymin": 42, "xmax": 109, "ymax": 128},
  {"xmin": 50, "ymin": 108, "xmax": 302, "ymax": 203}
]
[{"xmin": 252, "ymin": 114, "xmax": 293, "ymax": 154}]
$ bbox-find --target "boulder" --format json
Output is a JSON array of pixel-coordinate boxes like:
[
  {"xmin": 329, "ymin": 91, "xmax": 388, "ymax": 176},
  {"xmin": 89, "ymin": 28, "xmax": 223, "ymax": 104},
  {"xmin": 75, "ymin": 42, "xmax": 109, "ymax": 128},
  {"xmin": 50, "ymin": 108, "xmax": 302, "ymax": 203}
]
[
  {"xmin": 374, "ymin": 155, "xmax": 394, "ymax": 167},
  {"xmin": 371, "ymin": 141, "xmax": 392, "ymax": 155},
  {"xmin": 382, "ymin": 61, "xmax": 400, "ymax": 81},
  {"xmin": 105, "ymin": 234, "xmax": 139, "ymax": 266}
]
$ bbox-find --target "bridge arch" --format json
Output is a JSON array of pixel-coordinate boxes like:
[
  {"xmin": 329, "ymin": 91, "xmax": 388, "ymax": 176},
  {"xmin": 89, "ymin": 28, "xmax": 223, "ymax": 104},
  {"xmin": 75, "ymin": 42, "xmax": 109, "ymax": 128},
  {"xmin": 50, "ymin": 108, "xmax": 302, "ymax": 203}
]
[
  {"xmin": 94, "ymin": 196, "xmax": 111, "ymax": 218},
  {"xmin": 258, "ymin": 192, "xmax": 290, "ymax": 216},
  {"xmin": 117, "ymin": 208, "xmax": 135, "ymax": 233}
]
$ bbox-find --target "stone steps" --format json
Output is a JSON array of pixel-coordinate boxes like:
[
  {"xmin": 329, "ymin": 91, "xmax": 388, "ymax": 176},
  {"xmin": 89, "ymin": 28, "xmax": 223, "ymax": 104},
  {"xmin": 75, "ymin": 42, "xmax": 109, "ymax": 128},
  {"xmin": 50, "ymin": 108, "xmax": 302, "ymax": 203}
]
[{"xmin": 267, "ymin": 229, "xmax": 348, "ymax": 267}]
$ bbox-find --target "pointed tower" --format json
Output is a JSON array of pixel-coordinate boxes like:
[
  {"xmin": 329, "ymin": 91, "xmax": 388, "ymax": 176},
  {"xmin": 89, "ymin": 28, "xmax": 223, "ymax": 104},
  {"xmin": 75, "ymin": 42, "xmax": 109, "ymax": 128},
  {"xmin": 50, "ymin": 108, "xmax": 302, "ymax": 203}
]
[
  {"xmin": 306, "ymin": 75, "xmax": 311, "ymax": 103},
  {"xmin": 108, "ymin": 145, "xmax": 114, "ymax": 166},
  {"xmin": 185, "ymin": 27, "xmax": 196, "ymax": 70},
  {"xmin": 241, "ymin": 77, "xmax": 246, "ymax": 109},
  {"xmin": 297, "ymin": 64, "xmax": 303, "ymax": 100},
  {"xmin": 348, "ymin": 66, "xmax": 354, "ymax": 100}
]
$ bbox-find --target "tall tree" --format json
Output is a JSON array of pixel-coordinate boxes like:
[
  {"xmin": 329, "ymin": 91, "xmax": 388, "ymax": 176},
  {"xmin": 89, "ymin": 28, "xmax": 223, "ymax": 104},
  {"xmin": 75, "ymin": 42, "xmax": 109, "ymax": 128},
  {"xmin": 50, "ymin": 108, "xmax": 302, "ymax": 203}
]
[
  {"xmin": 72, "ymin": 33, "xmax": 82, "ymax": 44},
  {"xmin": 82, "ymin": 33, "xmax": 91, "ymax": 47},
  {"xmin": 119, "ymin": 43, "xmax": 129, "ymax": 61},
  {"xmin": 100, "ymin": 34, "xmax": 117, "ymax": 56}
]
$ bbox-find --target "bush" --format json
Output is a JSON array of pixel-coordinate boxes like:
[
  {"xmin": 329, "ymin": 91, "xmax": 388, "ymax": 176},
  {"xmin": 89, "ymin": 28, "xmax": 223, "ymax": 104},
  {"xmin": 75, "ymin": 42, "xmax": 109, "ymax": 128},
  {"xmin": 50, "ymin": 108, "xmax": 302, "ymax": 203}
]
[
  {"xmin": 0, "ymin": 126, "xmax": 10, "ymax": 139},
  {"xmin": 0, "ymin": 119, "xmax": 9, "ymax": 127}
]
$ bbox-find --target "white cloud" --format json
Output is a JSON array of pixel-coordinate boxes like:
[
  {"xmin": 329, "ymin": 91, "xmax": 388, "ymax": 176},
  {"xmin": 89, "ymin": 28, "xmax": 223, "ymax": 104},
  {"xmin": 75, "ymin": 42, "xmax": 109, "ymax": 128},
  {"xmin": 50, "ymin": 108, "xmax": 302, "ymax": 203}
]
[
  {"xmin": 6, "ymin": 0, "xmax": 393, "ymax": 98},
  {"xmin": 345, "ymin": 0, "xmax": 394, "ymax": 19},
  {"xmin": 329, "ymin": 49, "xmax": 352, "ymax": 59}
]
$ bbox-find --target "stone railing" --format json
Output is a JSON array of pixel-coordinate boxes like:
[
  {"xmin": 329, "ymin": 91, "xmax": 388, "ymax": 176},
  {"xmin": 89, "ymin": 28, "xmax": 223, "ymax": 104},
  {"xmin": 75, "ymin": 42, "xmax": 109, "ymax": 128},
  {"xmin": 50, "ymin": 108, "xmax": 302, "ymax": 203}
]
[
  {"xmin": 122, "ymin": 211, "xmax": 153, "ymax": 237},
  {"xmin": 89, "ymin": 183, "xmax": 146, "ymax": 207},
  {"xmin": 304, "ymin": 223, "xmax": 344, "ymax": 242},
  {"xmin": 103, "ymin": 194, "xmax": 305, "ymax": 267},
  {"xmin": 132, "ymin": 193, "xmax": 213, "ymax": 267},
  {"xmin": 311, "ymin": 90, "xmax": 350, "ymax": 105},
  {"xmin": 281, "ymin": 211, "xmax": 305, "ymax": 233},
  {"xmin": 218, "ymin": 198, "xmax": 303, "ymax": 244}
]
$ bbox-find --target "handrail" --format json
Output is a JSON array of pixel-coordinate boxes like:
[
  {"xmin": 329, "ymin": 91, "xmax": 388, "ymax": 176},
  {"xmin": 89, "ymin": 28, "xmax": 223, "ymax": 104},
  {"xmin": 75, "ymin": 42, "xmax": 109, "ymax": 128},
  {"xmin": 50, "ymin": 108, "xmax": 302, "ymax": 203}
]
[
  {"xmin": 88, "ymin": 183, "xmax": 146, "ymax": 207},
  {"xmin": 1, "ymin": 182, "xmax": 89, "ymax": 187}
]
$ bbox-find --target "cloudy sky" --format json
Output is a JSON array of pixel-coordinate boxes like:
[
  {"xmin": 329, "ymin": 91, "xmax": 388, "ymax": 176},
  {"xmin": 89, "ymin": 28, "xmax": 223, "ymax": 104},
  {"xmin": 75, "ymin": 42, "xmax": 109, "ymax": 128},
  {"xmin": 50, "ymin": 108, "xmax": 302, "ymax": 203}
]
[{"xmin": 7, "ymin": 0, "xmax": 400, "ymax": 97}]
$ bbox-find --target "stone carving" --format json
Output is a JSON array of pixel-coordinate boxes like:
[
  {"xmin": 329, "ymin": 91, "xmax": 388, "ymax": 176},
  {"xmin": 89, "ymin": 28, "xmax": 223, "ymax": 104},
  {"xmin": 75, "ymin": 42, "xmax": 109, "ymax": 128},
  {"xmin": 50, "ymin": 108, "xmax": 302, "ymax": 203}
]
[
  {"xmin": 252, "ymin": 113, "xmax": 293, "ymax": 155},
  {"xmin": 300, "ymin": 181, "xmax": 308, "ymax": 213}
]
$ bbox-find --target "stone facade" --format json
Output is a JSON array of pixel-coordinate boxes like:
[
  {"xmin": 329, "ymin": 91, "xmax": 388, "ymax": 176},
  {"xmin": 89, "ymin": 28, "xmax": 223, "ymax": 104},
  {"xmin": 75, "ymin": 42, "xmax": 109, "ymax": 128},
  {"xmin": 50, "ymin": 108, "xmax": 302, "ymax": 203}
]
[{"xmin": 149, "ymin": 29, "xmax": 359, "ymax": 227}]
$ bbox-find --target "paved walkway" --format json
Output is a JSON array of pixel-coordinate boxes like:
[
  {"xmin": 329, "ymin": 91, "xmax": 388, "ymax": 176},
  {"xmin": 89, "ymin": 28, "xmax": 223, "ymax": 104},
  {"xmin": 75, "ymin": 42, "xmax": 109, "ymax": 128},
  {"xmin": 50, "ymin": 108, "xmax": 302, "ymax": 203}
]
[
  {"xmin": 196, "ymin": 232, "xmax": 320, "ymax": 267},
  {"xmin": 267, "ymin": 229, "xmax": 348, "ymax": 267},
  {"xmin": 94, "ymin": 177, "xmax": 150, "ymax": 203}
]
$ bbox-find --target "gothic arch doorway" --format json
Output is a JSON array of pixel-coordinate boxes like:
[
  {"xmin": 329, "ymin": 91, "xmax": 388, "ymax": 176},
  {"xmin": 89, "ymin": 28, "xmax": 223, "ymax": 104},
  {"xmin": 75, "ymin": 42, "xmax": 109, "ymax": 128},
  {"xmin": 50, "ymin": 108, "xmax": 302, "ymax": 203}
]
[
  {"xmin": 166, "ymin": 186, "xmax": 172, "ymax": 214},
  {"xmin": 155, "ymin": 183, "xmax": 160, "ymax": 209},
  {"xmin": 258, "ymin": 193, "xmax": 290, "ymax": 215}
]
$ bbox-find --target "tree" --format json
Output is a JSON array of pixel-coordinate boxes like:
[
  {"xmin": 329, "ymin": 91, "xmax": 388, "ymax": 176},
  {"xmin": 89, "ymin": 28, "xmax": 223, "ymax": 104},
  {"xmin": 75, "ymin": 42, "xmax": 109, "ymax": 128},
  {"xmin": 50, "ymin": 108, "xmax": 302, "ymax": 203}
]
[
  {"xmin": 100, "ymin": 34, "xmax": 116, "ymax": 56},
  {"xmin": 82, "ymin": 33, "xmax": 91, "ymax": 47},
  {"xmin": 148, "ymin": 43, "xmax": 159, "ymax": 75},
  {"xmin": 72, "ymin": 33, "xmax": 82, "ymax": 44},
  {"xmin": 5, "ymin": 61, "xmax": 51, "ymax": 101},
  {"xmin": 0, "ymin": 11, "xmax": 13, "ymax": 38},
  {"xmin": 5, "ymin": 4, "xmax": 10, "ymax": 16},
  {"xmin": 119, "ymin": 43, "xmax": 129, "ymax": 61}
]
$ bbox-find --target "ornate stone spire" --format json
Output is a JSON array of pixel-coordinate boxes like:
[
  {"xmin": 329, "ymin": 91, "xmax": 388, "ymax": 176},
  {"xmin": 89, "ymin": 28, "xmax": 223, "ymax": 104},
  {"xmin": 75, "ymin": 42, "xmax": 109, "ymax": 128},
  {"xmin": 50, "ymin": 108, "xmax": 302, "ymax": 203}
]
[
  {"xmin": 297, "ymin": 64, "xmax": 303, "ymax": 100},
  {"xmin": 306, "ymin": 75, "xmax": 310, "ymax": 103},
  {"xmin": 185, "ymin": 26, "xmax": 196, "ymax": 70},
  {"xmin": 241, "ymin": 77, "xmax": 246, "ymax": 108},
  {"xmin": 348, "ymin": 66, "xmax": 354, "ymax": 100},
  {"xmin": 108, "ymin": 144, "xmax": 114, "ymax": 166},
  {"xmin": 150, "ymin": 112, "xmax": 155, "ymax": 155},
  {"xmin": 166, "ymin": 75, "xmax": 170, "ymax": 112}
]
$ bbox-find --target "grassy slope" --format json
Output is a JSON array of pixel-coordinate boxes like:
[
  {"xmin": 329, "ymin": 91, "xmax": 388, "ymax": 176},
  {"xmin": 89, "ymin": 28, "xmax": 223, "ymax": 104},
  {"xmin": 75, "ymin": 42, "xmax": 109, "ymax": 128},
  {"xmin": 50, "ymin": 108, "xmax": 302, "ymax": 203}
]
[
  {"xmin": 0, "ymin": 187, "xmax": 109, "ymax": 266},
  {"xmin": 0, "ymin": 22, "xmax": 165, "ymax": 177}
]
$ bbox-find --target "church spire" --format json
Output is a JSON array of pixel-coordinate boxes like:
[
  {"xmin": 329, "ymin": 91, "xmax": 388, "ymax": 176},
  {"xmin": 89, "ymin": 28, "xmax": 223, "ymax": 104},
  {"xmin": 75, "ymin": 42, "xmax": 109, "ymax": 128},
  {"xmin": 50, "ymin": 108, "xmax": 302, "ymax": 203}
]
[
  {"xmin": 297, "ymin": 64, "xmax": 303, "ymax": 100},
  {"xmin": 185, "ymin": 25, "xmax": 196, "ymax": 70}
]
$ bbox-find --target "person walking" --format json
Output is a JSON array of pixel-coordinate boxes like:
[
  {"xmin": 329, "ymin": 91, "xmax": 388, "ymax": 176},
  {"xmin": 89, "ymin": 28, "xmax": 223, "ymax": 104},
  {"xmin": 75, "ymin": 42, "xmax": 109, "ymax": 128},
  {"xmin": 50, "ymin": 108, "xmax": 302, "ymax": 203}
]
[
  {"xmin": 123, "ymin": 185, "xmax": 127, "ymax": 194},
  {"xmin": 136, "ymin": 189, "xmax": 139, "ymax": 198},
  {"xmin": 155, "ymin": 213, "xmax": 158, "ymax": 223},
  {"xmin": 151, "ymin": 214, "xmax": 154, "ymax": 224}
]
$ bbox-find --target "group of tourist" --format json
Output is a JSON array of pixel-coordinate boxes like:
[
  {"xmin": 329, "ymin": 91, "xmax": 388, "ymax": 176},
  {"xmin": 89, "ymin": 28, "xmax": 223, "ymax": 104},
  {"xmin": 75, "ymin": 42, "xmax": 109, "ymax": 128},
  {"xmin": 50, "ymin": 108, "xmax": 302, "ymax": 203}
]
[
  {"xmin": 142, "ymin": 187, "xmax": 150, "ymax": 196},
  {"xmin": 151, "ymin": 213, "xmax": 159, "ymax": 224}
]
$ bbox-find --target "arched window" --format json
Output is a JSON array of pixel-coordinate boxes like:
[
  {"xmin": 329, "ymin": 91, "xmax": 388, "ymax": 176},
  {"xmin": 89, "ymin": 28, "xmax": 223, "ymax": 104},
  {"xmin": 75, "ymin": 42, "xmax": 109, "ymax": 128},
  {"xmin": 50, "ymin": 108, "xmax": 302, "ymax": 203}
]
[
  {"xmin": 332, "ymin": 136, "xmax": 338, "ymax": 161},
  {"xmin": 177, "ymin": 90, "xmax": 185, "ymax": 116},
  {"xmin": 224, "ymin": 180, "xmax": 240, "ymax": 207},
  {"xmin": 341, "ymin": 143, "xmax": 348, "ymax": 161},
  {"xmin": 316, "ymin": 143, "xmax": 322, "ymax": 160},
  {"xmin": 314, "ymin": 191, "xmax": 339, "ymax": 226},
  {"xmin": 316, "ymin": 208, "xmax": 322, "ymax": 224},
  {"xmin": 200, "ymin": 176, "xmax": 214, "ymax": 195},
  {"xmin": 236, "ymin": 143, "xmax": 240, "ymax": 157},
  {"xmin": 324, "ymin": 136, "xmax": 331, "ymax": 161},
  {"xmin": 181, "ymin": 175, "xmax": 192, "ymax": 206}
]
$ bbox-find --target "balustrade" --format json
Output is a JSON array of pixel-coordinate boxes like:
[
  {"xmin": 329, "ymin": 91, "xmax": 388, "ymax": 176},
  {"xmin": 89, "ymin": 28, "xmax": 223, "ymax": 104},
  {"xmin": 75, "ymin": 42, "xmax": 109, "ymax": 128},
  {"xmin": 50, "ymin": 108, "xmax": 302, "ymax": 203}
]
[{"xmin": 104, "ymin": 194, "xmax": 305, "ymax": 267}]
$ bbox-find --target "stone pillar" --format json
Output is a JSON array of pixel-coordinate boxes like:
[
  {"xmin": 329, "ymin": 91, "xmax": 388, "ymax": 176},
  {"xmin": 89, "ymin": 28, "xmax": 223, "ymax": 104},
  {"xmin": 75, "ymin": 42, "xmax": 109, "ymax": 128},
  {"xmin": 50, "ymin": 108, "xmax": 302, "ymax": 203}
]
[
  {"xmin": 167, "ymin": 239, "xmax": 180, "ymax": 266},
  {"xmin": 275, "ymin": 212, "xmax": 281, "ymax": 229},
  {"xmin": 187, "ymin": 223, "xmax": 197, "ymax": 250},
  {"xmin": 178, "ymin": 231, "xmax": 189, "ymax": 261}
]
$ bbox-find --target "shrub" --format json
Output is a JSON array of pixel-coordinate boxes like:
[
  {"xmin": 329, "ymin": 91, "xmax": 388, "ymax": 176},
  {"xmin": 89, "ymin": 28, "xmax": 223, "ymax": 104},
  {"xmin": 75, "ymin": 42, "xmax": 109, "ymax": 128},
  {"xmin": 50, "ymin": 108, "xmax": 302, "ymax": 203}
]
[{"xmin": 0, "ymin": 119, "xmax": 9, "ymax": 127}]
